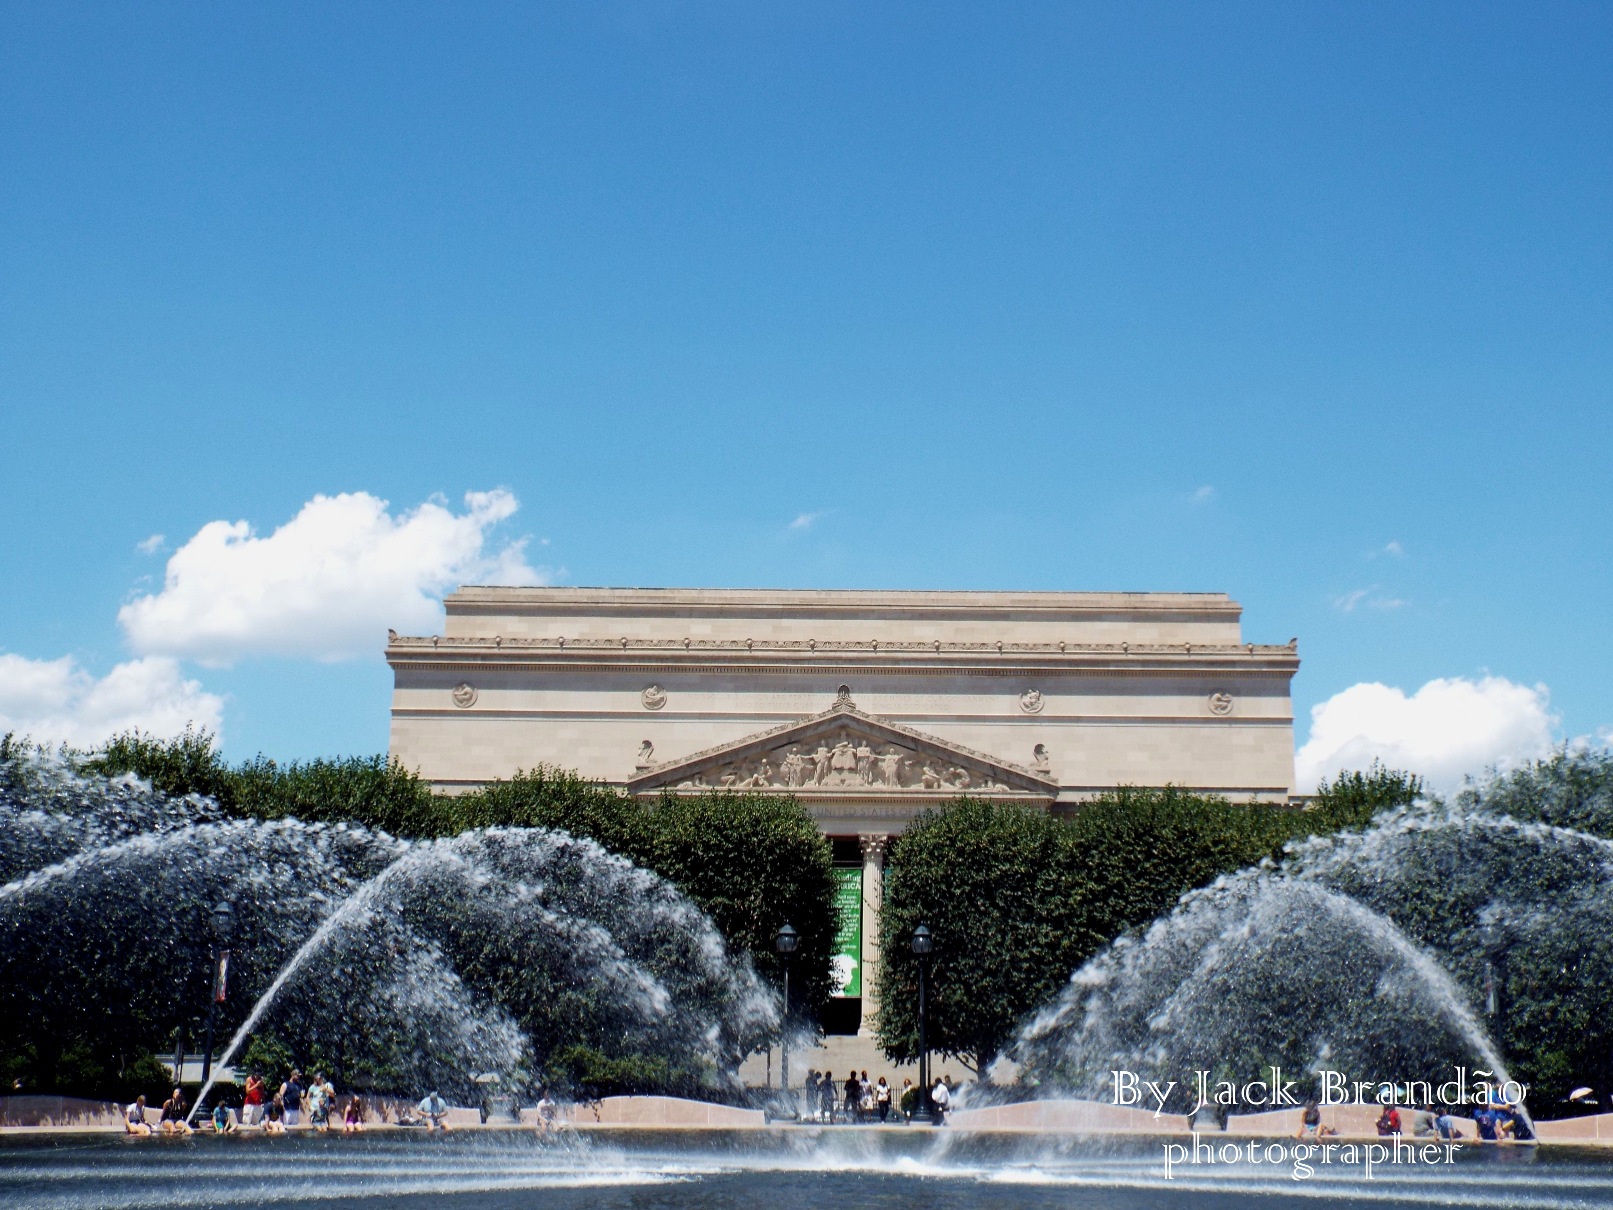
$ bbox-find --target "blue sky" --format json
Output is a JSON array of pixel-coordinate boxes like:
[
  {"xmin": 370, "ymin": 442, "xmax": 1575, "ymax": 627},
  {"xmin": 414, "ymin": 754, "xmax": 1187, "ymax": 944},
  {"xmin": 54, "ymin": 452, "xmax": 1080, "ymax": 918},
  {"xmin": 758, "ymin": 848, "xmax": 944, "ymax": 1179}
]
[{"xmin": 2, "ymin": 3, "xmax": 1609, "ymax": 788}]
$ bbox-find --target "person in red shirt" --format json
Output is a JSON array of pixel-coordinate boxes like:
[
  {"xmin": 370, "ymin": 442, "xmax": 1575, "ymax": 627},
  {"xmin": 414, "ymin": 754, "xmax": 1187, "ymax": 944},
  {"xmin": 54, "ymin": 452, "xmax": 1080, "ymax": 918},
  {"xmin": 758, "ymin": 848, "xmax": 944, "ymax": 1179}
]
[
  {"xmin": 1376, "ymin": 1105, "xmax": 1403, "ymax": 1136},
  {"xmin": 242, "ymin": 1074, "xmax": 266, "ymax": 1127}
]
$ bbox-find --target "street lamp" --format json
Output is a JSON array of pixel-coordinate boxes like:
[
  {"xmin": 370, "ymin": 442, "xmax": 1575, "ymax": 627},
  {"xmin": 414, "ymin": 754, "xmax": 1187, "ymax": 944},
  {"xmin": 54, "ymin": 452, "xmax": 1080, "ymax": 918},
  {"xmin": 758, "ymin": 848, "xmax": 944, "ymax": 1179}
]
[
  {"xmin": 200, "ymin": 900, "xmax": 236, "ymax": 1096},
  {"xmin": 775, "ymin": 923, "xmax": 799, "ymax": 1093},
  {"xmin": 911, "ymin": 924, "xmax": 934, "ymax": 1121}
]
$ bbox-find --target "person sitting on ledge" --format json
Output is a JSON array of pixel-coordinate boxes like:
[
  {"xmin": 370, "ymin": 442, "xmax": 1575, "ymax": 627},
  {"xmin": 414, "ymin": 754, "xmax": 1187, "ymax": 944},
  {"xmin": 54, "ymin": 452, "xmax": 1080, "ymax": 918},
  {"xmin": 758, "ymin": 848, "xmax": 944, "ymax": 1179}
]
[
  {"xmin": 343, "ymin": 1096, "xmax": 365, "ymax": 1134},
  {"xmin": 1434, "ymin": 1108, "xmax": 1466, "ymax": 1142},
  {"xmin": 308, "ymin": 1072, "xmax": 337, "ymax": 1131},
  {"xmin": 1295, "ymin": 1101, "xmax": 1336, "ymax": 1138},
  {"xmin": 124, "ymin": 1095, "xmax": 153, "ymax": 1136},
  {"xmin": 418, "ymin": 1090, "xmax": 450, "ymax": 1131},
  {"xmin": 1375, "ymin": 1105, "xmax": 1402, "ymax": 1137},
  {"xmin": 211, "ymin": 1102, "xmax": 236, "ymax": 1134},
  {"xmin": 263, "ymin": 1093, "xmax": 286, "ymax": 1134},
  {"xmin": 159, "ymin": 1088, "xmax": 192, "ymax": 1135},
  {"xmin": 534, "ymin": 1090, "xmax": 557, "ymax": 1133}
]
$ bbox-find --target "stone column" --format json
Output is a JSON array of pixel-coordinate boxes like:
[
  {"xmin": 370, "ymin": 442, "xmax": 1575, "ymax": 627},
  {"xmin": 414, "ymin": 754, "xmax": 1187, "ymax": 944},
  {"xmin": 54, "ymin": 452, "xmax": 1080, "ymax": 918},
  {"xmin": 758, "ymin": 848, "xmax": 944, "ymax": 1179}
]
[{"xmin": 858, "ymin": 834, "xmax": 888, "ymax": 1034}]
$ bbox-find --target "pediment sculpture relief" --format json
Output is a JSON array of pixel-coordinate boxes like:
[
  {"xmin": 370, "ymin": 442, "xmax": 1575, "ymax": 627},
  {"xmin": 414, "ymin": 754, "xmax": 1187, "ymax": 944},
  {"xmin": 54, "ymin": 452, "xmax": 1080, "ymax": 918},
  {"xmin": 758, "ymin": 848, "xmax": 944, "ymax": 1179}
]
[{"xmin": 666, "ymin": 723, "xmax": 1015, "ymax": 794}]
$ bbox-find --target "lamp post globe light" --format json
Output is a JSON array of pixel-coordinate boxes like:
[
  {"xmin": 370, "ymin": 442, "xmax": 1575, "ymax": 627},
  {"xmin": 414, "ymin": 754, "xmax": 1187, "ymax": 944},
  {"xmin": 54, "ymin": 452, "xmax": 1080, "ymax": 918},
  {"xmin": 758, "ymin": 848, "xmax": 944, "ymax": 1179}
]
[
  {"xmin": 910, "ymin": 924, "xmax": 934, "ymax": 1121},
  {"xmin": 200, "ymin": 900, "xmax": 236, "ymax": 1096},
  {"xmin": 775, "ymin": 923, "xmax": 799, "ymax": 1093}
]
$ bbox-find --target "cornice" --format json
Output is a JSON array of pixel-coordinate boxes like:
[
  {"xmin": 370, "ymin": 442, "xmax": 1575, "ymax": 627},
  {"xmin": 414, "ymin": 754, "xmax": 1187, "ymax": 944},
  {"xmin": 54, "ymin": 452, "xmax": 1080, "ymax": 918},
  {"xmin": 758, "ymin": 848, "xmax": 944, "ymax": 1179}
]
[
  {"xmin": 385, "ymin": 634, "xmax": 1300, "ymax": 677},
  {"xmin": 444, "ymin": 585, "xmax": 1244, "ymax": 621}
]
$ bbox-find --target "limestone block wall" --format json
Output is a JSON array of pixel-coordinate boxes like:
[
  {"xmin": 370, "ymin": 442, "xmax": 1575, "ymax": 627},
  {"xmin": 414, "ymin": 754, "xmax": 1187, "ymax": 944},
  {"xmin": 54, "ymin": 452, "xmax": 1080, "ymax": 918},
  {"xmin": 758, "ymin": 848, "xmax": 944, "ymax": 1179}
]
[{"xmin": 388, "ymin": 587, "xmax": 1300, "ymax": 802}]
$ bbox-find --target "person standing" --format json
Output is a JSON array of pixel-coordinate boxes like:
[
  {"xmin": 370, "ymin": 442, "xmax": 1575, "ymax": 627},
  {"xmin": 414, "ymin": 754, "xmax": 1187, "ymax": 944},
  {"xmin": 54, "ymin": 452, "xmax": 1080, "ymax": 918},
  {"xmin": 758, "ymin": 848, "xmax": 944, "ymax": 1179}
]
[
  {"xmin": 843, "ymin": 1071, "xmax": 861, "ymax": 1124},
  {"xmin": 242, "ymin": 1074, "xmax": 265, "ymax": 1127},
  {"xmin": 280, "ymin": 1070, "xmax": 304, "ymax": 1128},
  {"xmin": 930, "ymin": 1076, "xmax": 950, "ymax": 1126},
  {"xmin": 874, "ymin": 1077, "xmax": 892, "ymax": 1123},
  {"xmin": 819, "ymin": 1071, "xmax": 837, "ymax": 1123},
  {"xmin": 307, "ymin": 1072, "xmax": 329, "ymax": 1130}
]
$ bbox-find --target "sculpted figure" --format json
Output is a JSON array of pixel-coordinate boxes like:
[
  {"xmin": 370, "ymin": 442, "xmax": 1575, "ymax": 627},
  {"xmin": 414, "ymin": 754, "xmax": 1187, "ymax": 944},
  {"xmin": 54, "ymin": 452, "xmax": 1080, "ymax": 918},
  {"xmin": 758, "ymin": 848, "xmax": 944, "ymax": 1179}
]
[
  {"xmin": 831, "ymin": 740, "xmax": 857, "ymax": 781},
  {"xmin": 1032, "ymin": 743, "xmax": 1050, "ymax": 773},
  {"xmin": 637, "ymin": 740, "xmax": 655, "ymax": 766},
  {"xmin": 781, "ymin": 747, "xmax": 806, "ymax": 787},
  {"xmin": 949, "ymin": 766, "xmax": 971, "ymax": 788},
  {"xmin": 877, "ymin": 749, "xmax": 903, "ymax": 787},
  {"xmin": 921, "ymin": 764, "xmax": 943, "ymax": 790},
  {"xmin": 856, "ymin": 743, "xmax": 875, "ymax": 784},
  {"xmin": 813, "ymin": 745, "xmax": 832, "ymax": 785}
]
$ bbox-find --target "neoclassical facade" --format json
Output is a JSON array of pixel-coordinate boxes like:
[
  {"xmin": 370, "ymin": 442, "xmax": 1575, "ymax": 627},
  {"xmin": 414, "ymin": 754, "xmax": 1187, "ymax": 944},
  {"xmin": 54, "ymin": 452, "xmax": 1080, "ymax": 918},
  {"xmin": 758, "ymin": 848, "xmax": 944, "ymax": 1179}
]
[{"xmin": 386, "ymin": 586, "xmax": 1300, "ymax": 1029}]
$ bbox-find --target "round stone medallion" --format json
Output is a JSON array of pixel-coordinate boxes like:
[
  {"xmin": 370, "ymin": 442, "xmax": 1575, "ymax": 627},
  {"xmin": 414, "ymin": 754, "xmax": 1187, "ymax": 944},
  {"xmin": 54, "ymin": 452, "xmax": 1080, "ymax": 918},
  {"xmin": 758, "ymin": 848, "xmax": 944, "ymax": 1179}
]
[
  {"xmin": 641, "ymin": 684, "xmax": 668, "ymax": 711},
  {"xmin": 451, "ymin": 683, "xmax": 478, "ymax": 709},
  {"xmin": 1207, "ymin": 691, "xmax": 1234, "ymax": 716},
  {"xmin": 1019, "ymin": 688, "xmax": 1045, "ymax": 714}
]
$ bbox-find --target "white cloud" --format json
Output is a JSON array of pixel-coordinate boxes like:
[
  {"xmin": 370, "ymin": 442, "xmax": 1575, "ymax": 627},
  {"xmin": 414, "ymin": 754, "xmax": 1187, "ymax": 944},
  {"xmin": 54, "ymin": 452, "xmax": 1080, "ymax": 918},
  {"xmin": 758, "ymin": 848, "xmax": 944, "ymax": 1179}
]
[
  {"xmin": 1192, "ymin": 485, "xmax": 1217, "ymax": 504},
  {"xmin": 136, "ymin": 533, "xmax": 165, "ymax": 555},
  {"xmin": 118, "ymin": 489, "xmax": 545, "ymax": 664},
  {"xmin": 1383, "ymin": 540, "xmax": 1404, "ymax": 558},
  {"xmin": 0, "ymin": 653, "xmax": 224, "ymax": 748},
  {"xmin": 1333, "ymin": 584, "xmax": 1408, "ymax": 612},
  {"xmin": 788, "ymin": 511, "xmax": 824, "ymax": 531},
  {"xmin": 1295, "ymin": 676, "xmax": 1557, "ymax": 795}
]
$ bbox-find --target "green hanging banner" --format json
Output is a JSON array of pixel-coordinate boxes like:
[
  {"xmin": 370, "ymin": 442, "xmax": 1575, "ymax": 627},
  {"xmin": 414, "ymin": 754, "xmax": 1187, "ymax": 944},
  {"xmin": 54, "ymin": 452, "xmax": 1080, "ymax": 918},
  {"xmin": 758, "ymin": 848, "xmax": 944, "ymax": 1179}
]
[{"xmin": 830, "ymin": 866, "xmax": 863, "ymax": 998}]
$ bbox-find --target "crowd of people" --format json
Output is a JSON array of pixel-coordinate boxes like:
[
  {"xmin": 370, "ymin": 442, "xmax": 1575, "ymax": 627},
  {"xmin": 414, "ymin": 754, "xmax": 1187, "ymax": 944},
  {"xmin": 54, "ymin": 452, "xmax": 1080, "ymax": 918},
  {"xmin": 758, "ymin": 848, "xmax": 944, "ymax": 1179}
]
[
  {"xmin": 124, "ymin": 1069, "xmax": 372, "ymax": 1137},
  {"xmin": 799, "ymin": 1070, "xmax": 960, "ymax": 1125},
  {"xmin": 1293, "ymin": 1094, "xmax": 1535, "ymax": 1144}
]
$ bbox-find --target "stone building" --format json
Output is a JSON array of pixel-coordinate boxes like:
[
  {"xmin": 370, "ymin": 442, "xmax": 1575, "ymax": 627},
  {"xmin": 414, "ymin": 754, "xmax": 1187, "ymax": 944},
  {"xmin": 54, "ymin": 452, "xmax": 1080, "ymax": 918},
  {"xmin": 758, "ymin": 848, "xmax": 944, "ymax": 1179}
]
[{"xmin": 387, "ymin": 586, "xmax": 1299, "ymax": 1032}]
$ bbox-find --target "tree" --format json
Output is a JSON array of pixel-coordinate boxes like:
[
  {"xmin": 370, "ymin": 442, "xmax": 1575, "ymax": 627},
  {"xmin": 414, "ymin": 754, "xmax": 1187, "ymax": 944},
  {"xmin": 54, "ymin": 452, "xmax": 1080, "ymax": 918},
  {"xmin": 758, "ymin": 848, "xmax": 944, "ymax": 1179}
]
[
  {"xmin": 876, "ymin": 778, "xmax": 1425, "ymax": 1078},
  {"xmin": 876, "ymin": 799, "xmax": 1081, "ymax": 1076},
  {"xmin": 644, "ymin": 792, "xmax": 838, "ymax": 1016}
]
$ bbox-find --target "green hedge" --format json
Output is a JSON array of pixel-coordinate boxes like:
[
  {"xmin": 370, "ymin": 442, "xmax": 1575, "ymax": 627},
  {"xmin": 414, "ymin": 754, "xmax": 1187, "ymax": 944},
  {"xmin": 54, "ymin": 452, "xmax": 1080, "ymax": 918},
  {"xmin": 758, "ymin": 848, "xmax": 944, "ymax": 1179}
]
[
  {"xmin": 875, "ymin": 771, "xmax": 1420, "ymax": 1076},
  {"xmin": 79, "ymin": 731, "xmax": 838, "ymax": 1017}
]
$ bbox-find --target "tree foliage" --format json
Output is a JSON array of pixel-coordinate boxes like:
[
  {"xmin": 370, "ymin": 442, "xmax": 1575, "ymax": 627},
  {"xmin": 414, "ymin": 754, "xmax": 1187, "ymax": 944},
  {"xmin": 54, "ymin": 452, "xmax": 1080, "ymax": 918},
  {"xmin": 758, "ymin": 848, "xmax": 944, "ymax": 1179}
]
[
  {"xmin": 8, "ymin": 731, "xmax": 837, "ymax": 1100},
  {"xmin": 877, "ymin": 774, "xmax": 1422, "ymax": 1075},
  {"xmin": 78, "ymin": 731, "xmax": 837, "ymax": 1016}
]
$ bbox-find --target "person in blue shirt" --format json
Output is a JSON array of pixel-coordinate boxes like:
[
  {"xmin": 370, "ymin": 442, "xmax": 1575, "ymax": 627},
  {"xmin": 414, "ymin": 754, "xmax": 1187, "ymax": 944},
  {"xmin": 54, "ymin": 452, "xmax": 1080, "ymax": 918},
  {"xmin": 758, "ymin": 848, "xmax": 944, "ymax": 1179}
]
[{"xmin": 417, "ymin": 1091, "xmax": 450, "ymax": 1131}]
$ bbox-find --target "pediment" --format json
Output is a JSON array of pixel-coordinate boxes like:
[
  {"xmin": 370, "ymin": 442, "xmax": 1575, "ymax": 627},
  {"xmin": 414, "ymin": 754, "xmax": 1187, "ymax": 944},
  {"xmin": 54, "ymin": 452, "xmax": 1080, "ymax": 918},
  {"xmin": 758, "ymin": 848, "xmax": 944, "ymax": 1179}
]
[{"xmin": 628, "ymin": 693, "xmax": 1057, "ymax": 801}]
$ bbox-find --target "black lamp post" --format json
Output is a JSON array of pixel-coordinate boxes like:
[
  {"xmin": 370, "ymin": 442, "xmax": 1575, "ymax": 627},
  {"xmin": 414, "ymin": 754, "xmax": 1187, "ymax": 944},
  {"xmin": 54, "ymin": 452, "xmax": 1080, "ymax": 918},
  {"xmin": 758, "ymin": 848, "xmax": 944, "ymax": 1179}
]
[
  {"xmin": 775, "ymin": 923, "xmax": 799, "ymax": 1093},
  {"xmin": 200, "ymin": 900, "xmax": 236, "ymax": 1095},
  {"xmin": 911, "ymin": 923, "xmax": 934, "ymax": 1121}
]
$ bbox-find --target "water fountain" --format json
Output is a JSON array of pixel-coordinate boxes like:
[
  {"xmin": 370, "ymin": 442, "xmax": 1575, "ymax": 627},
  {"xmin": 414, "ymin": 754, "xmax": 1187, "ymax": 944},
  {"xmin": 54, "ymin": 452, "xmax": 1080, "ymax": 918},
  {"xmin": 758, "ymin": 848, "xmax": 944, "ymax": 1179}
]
[
  {"xmin": 7, "ymin": 746, "xmax": 1613, "ymax": 1208},
  {"xmin": 1016, "ymin": 797, "xmax": 1613, "ymax": 1118},
  {"xmin": 0, "ymin": 748, "xmax": 775, "ymax": 1110}
]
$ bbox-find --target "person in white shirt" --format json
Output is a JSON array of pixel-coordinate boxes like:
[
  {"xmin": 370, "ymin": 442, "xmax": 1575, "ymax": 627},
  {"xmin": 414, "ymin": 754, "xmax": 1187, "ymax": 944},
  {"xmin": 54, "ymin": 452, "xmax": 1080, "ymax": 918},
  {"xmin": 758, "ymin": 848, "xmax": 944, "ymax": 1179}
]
[{"xmin": 930, "ymin": 1077, "xmax": 950, "ymax": 1125}]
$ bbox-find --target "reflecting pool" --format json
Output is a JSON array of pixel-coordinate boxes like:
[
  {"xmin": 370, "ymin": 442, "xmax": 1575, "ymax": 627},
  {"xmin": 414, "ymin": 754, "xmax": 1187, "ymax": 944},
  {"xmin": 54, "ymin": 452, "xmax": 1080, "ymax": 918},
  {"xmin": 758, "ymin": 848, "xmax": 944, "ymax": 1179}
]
[{"xmin": 4, "ymin": 1130, "xmax": 1613, "ymax": 1210}]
